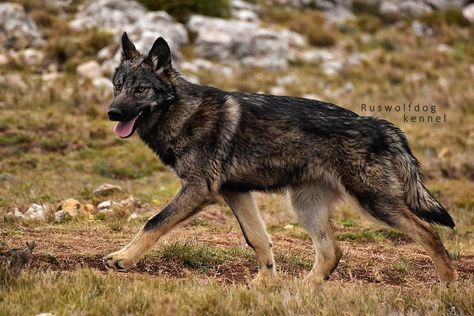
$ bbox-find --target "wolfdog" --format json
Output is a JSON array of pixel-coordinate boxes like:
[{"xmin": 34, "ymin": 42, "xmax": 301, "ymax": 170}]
[{"xmin": 104, "ymin": 33, "xmax": 456, "ymax": 285}]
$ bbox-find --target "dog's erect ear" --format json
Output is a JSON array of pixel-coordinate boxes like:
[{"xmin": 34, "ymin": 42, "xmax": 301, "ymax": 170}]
[
  {"xmin": 121, "ymin": 32, "xmax": 139, "ymax": 60},
  {"xmin": 147, "ymin": 37, "xmax": 171, "ymax": 73}
]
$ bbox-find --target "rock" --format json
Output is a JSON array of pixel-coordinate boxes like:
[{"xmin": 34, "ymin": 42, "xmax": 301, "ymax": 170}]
[
  {"xmin": 270, "ymin": 86, "xmax": 287, "ymax": 96},
  {"xmin": 276, "ymin": 74, "xmax": 299, "ymax": 86},
  {"xmin": 19, "ymin": 48, "xmax": 44, "ymax": 66},
  {"xmin": 71, "ymin": 0, "xmax": 188, "ymax": 60},
  {"xmin": 125, "ymin": 11, "xmax": 188, "ymax": 57},
  {"xmin": 54, "ymin": 210, "xmax": 71, "ymax": 223},
  {"xmin": 127, "ymin": 213, "xmax": 139, "ymax": 221},
  {"xmin": 0, "ymin": 54, "xmax": 8, "ymax": 65},
  {"xmin": 411, "ymin": 21, "xmax": 433, "ymax": 37},
  {"xmin": 188, "ymin": 15, "xmax": 290, "ymax": 70},
  {"xmin": 280, "ymin": 29, "xmax": 307, "ymax": 48},
  {"xmin": 93, "ymin": 183, "xmax": 122, "ymax": 196},
  {"xmin": 24, "ymin": 204, "xmax": 48, "ymax": 221},
  {"xmin": 427, "ymin": 0, "xmax": 466, "ymax": 10},
  {"xmin": 296, "ymin": 48, "xmax": 335, "ymax": 64},
  {"xmin": 324, "ymin": 6, "xmax": 354, "ymax": 24},
  {"xmin": 41, "ymin": 72, "xmax": 62, "ymax": 83},
  {"xmin": 179, "ymin": 59, "xmax": 234, "ymax": 77},
  {"xmin": 58, "ymin": 198, "xmax": 84, "ymax": 217},
  {"xmin": 70, "ymin": 0, "xmax": 146, "ymax": 31},
  {"xmin": 98, "ymin": 200, "xmax": 112, "ymax": 210},
  {"xmin": 380, "ymin": 1, "xmax": 432, "ymax": 18},
  {"xmin": 0, "ymin": 3, "xmax": 43, "ymax": 50},
  {"xmin": 97, "ymin": 46, "xmax": 114, "ymax": 61},
  {"xmin": 1, "ymin": 74, "xmax": 27, "ymax": 90},
  {"xmin": 284, "ymin": 224, "xmax": 294, "ymax": 230},
  {"xmin": 76, "ymin": 60, "xmax": 102, "ymax": 80},
  {"xmin": 84, "ymin": 204, "xmax": 96, "ymax": 214},
  {"xmin": 118, "ymin": 196, "xmax": 137, "ymax": 208},
  {"xmin": 232, "ymin": 0, "xmax": 259, "ymax": 22},
  {"xmin": 92, "ymin": 77, "xmax": 113, "ymax": 91},
  {"xmin": 322, "ymin": 60, "xmax": 343, "ymax": 76},
  {"xmin": 438, "ymin": 147, "xmax": 451, "ymax": 159},
  {"xmin": 463, "ymin": 3, "xmax": 474, "ymax": 24},
  {"xmin": 5, "ymin": 208, "xmax": 24, "ymax": 220}
]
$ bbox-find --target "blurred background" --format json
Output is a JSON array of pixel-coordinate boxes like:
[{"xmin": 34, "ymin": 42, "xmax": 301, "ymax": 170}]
[{"xmin": 0, "ymin": 0, "xmax": 472, "ymax": 231}]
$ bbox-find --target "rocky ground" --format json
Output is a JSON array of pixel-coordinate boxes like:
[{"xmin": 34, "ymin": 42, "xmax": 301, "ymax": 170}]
[{"xmin": 0, "ymin": 0, "xmax": 473, "ymax": 315}]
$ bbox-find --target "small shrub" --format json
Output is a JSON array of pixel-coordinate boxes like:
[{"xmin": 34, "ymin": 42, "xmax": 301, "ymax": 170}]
[
  {"xmin": 137, "ymin": 0, "xmax": 231, "ymax": 22},
  {"xmin": 356, "ymin": 14, "xmax": 383, "ymax": 33},
  {"xmin": 420, "ymin": 9, "xmax": 469, "ymax": 28},
  {"xmin": 287, "ymin": 10, "xmax": 337, "ymax": 47},
  {"xmin": 352, "ymin": 0, "xmax": 379, "ymax": 16}
]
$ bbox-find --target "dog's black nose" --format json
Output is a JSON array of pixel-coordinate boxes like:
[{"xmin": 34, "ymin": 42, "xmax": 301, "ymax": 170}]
[{"xmin": 108, "ymin": 107, "xmax": 123, "ymax": 121}]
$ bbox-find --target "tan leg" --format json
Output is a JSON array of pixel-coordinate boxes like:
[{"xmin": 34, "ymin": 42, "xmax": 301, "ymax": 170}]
[
  {"xmin": 222, "ymin": 191, "xmax": 276, "ymax": 283},
  {"xmin": 288, "ymin": 184, "xmax": 342, "ymax": 283},
  {"xmin": 394, "ymin": 210, "xmax": 456, "ymax": 286},
  {"xmin": 104, "ymin": 184, "xmax": 211, "ymax": 270}
]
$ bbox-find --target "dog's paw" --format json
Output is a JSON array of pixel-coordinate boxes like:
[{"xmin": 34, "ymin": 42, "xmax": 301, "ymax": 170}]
[
  {"xmin": 248, "ymin": 270, "xmax": 278, "ymax": 288},
  {"xmin": 103, "ymin": 251, "xmax": 135, "ymax": 271}
]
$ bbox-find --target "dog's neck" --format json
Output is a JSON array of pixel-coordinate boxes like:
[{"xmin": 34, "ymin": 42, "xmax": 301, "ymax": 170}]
[{"xmin": 137, "ymin": 71, "xmax": 203, "ymax": 167}]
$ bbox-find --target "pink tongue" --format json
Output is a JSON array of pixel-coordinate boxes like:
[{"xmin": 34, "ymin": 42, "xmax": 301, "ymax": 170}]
[{"xmin": 114, "ymin": 115, "xmax": 139, "ymax": 138}]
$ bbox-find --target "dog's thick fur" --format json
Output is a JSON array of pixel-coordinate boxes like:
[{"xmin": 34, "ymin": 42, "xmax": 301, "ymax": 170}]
[{"xmin": 104, "ymin": 33, "xmax": 456, "ymax": 285}]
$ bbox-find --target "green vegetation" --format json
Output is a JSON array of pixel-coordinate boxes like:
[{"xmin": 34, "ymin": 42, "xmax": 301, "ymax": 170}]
[{"xmin": 137, "ymin": 0, "xmax": 231, "ymax": 22}]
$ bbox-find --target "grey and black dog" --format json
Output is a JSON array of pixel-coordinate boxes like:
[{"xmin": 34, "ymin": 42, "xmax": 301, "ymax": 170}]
[{"xmin": 104, "ymin": 33, "xmax": 456, "ymax": 285}]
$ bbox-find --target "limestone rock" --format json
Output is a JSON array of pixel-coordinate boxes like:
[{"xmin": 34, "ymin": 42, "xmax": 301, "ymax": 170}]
[
  {"xmin": 93, "ymin": 183, "xmax": 122, "ymax": 196},
  {"xmin": 463, "ymin": 3, "xmax": 474, "ymax": 24},
  {"xmin": 58, "ymin": 198, "xmax": 84, "ymax": 217},
  {"xmin": 0, "ymin": 3, "xmax": 43, "ymax": 50},
  {"xmin": 54, "ymin": 210, "xmax": 71, "ymax": 223},
  {"xmin": 24, "ymin": 204, "xmax": 48, "ymax": 221},
  {"xmin": 76, "ymin": 60, "xmax": 102, "ymax": 80},
  {"xmin": 187, "ymin": 15, "xmax": 292, "ymax": 70},
  {"xmin": 5, "ymin": 208, "xmax": 24, "ymax": 220}
]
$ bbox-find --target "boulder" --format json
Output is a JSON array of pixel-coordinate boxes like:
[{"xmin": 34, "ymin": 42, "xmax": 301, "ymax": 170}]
[
  {"xmin": 76, "ymin": 60, "xmax": 102, "ymax": 80},
  {"xmin": 54, "ymin": 210, "xmax": 71, "ymax": 223},
  {"xmin": 231, "ymin": 0, "xmax": 260, "ymax": 22},
  {"xmin": 127, "ymin": 213, "xmax": 139, "ymax": 221},
  {"xmin": 187, "ymin": 15, "xmax": 293, "ymax": 70},
  {"xmin": 84, "ymin": 203, "xmax": 96, "ymax": 214},
  {"xmin": 93, "ymin": 183, "xmax": 122, "ymax": 196},
  {"xmin": 70, "ymin": 0, "xmax": 188, "ymax": 59},
  {"xmin": 463, "ymin": 3, "xmax": 474, "ymax": 24},
  {"xmin": 92, "ymin": 77, "xmax": 113, "ymax": 91},
  {"xmin": 70, "ymin": 0, "xmax": 146, "ymax": 31},
  {"xmin": 58, "ymin": 198, "xmax": 84, "ymax": 217},
  {"xmin": 379, "ymin": 0, "xmax": 432, "ymax": 18},
  {"xmin": 98, "ymin": 200, "xmax": 112, "ymax": 210},
  {"xmin": 0, "ymin": 3, "xmax": 43, "ymax": 50},
  {"xmin": 24, "ymin": 204, "xmax": 48, "ymax": 221},
  {"xmin": 5, "ymin": 208, "xmax": 24, "ymax": 220}
]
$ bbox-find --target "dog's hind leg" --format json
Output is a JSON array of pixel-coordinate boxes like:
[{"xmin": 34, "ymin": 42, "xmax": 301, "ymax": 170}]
[
  {"xmin": 222, "ymin": 191, "xmax": 276, "ymax": 284},
  {"xmin": 288, "ymin": 184, "xmax": 342, "ymax": 283},
  {"xmin": 352, "ymin": 191, "xmax": 456, "ymax": 286}
]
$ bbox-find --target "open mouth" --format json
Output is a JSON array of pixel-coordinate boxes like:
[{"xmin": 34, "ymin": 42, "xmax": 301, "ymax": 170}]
[{"xmin": 113, "ymin": 112, "xmax": 142, "ymax": 138}]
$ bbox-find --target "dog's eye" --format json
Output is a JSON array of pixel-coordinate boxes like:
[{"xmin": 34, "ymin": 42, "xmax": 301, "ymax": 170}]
[
  {"xmin": 114, "ymin": 84, "xmax": 122, "ymax": 91},
  {"xmin": 135, "ymin": 86, "xmax": 148, "ymax": 94}
]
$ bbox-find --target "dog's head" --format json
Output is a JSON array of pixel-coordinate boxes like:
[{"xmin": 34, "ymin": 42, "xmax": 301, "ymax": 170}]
[{"xmin": 108, "ymin": 32, "xmax": 176, "ymax": 138}]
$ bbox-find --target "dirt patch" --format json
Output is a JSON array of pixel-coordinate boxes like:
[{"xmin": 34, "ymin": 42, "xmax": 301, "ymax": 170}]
[{"xmin": 2, "ymin": 224, "xmax": 473, "ymax": 286}]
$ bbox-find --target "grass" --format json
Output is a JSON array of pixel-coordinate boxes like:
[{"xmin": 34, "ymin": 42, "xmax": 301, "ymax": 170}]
[{"xmin": 0, "ymin": 269, "xmax": 472, "ymax": 315}]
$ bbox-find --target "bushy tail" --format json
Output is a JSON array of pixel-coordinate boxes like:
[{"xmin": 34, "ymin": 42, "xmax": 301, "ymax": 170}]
[{"xmin": 390, "ymin": 127, "xmax": 455, "ymax": 228}]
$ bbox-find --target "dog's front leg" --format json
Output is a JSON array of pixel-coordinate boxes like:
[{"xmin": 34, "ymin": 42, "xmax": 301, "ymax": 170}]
[{"xmin": 104, "ymin": 183, "xmax": 210, "ymax": 270}]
